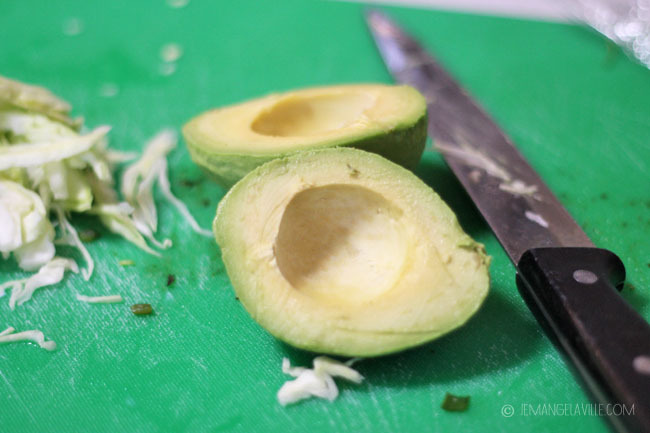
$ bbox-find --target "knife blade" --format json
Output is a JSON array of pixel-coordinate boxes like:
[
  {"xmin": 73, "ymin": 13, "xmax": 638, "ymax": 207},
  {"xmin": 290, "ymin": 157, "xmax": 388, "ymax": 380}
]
[{"xmin": 366, "ymin": 10, "xmax": 650, "ymax": 433}]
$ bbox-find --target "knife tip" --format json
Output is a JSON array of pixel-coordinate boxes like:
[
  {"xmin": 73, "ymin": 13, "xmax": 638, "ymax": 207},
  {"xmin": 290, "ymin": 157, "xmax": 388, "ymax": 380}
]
[
  {"xmin": 363, "ymin": 8, "xmax": 384, "ymax": 23},
  {"xmin": 364, "ymin": 8, "xmax": 395, "ymax": 33}
]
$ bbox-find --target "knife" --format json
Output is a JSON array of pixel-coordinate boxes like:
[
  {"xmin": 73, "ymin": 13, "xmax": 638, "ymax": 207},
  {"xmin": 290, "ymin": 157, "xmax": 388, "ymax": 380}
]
[{"xmin": 365, "ymin": 10, "xmax": 650, "ymax": 433}]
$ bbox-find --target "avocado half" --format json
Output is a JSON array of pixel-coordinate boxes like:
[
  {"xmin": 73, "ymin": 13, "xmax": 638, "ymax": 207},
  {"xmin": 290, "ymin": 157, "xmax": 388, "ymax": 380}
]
[
  {"xmin": 214, "ymin": 148, "xmax": 490, "ymax": 357},
  {"xmin": 183, "ymin": 84, "xmax": 427, "ymax": 188}
]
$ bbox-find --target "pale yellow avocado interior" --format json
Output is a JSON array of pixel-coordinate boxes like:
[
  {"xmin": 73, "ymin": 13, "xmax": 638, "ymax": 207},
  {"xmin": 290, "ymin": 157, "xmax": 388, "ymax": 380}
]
[
  {"xmin": 190, "ymin": 84, "xmax": 423, "ymax": 153},
  {"xmin": 275, "ymin": 184, "xmax": 409, "ymax": 304},
  {"xmin": 215, "ymin": 148, "xmax": 490, "ymax": 356}
]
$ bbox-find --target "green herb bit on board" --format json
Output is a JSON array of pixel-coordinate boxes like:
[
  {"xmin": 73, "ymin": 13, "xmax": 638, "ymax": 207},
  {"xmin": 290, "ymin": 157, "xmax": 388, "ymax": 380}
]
[
  {"xmin": 441, "ymin": 393, "xmax": 470, "ymax": 412},
  {"xmin": 79, "ymin": 229, "xmax": 100, "ymax": 243},
  {"xmin": 130, "ymin": 303, "xmax": 153, "ymax": 315}
]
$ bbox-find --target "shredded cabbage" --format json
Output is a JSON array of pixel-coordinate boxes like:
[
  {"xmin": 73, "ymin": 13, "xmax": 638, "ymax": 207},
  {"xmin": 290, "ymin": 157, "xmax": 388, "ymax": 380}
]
[
  {"xmin": 313, "ymin": 357, "xmax": 364, "ymax": 383},
  {"xmin": 277, "ymin": 357, "xmax": 364, "ymax": 406},
  {"xmin": 121, "ymin": 129, "xmax": 212, "ymax": 238},
  {"xmin": 155, "ymin": 157, "xmax": 212, "ymax": 237},
  {"xmin": 0, "ymin": 326, "xmax": 56, "ymax": 351},
  {"xmin": 0, "ymin": 326, "xmax": 15, "ymax": 336},
  {"xmin": 0, "ymin": 75, "xmax": 211, "ymax": 310},
  {"xmin": 0, "ymin": 127, "xmax": 109, "ymax": 171},
  {"xmin": 54, "ymin": 208, "xmax": 93, "ymax": 280},
  {"xmin": 0, "ymin": 76, "xmax": 80, "ymax": 129},
  {"xmin": 90, "ymin": 202, "xmax": 160, "ymax": 256},
  {"xmin": 0, "ymin": 179, "xmax": 55, "ymax": 270},
  {"xmin": 8, "ymin": 257, "xmax": 79, "ymax": 309},
  {"xmin": 76, "ymin": 294, "xmax": 123, "ymax": 303}
]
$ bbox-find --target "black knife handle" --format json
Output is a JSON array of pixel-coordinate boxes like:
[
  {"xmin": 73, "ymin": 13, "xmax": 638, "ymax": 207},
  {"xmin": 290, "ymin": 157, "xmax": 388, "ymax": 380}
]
[{"xmin": 516, "ymin": 247, "xmax": 650, "ymax": 433}]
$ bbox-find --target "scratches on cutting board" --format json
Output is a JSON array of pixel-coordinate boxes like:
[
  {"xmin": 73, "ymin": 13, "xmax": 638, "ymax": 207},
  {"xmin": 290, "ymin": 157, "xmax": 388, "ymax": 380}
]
[
  {"xmin": 103, "ymin": 343, "xmax": 118, "ymax": 359},
  {"xmin": 345, "ymin": 392, "xmax": 375, "ymax": 430},
  {"xmin": 190, "ymin": 356, "xmax": 208, "ymax": 372},
  {"xmin": 368, "ymin": 389, "xmax": 392, "ymax": 431},
  {"xmin": 72, "ymin": 335, "xmax": 98, "ymax": 363},
  {"xmin": 212, "ymin": 414, "xmax": 244, "ymax": 432},
  {"xmin": 181, "ymin": 304, "xmax": 217, "ymax": 335},
  {"xmin": 620, "ymin": 141, "xmax": 648, "ymax": 175},
  {"xmin": 597, "ymin": 107, "xmax": 649, "ymax": 176},
  {"xmin": 384, "ymin": 389, "xmax": 402, "ymax": 425},
  {"xmin": 0, "ymin": 369, "xmax": 36, "ymax": 423}
]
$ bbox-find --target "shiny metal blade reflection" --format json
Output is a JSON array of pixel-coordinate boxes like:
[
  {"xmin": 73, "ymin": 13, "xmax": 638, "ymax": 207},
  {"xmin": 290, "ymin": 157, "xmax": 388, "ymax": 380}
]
[{"xmin": 366, "ymin": 10, "xmax": 594, "ymax": 263}]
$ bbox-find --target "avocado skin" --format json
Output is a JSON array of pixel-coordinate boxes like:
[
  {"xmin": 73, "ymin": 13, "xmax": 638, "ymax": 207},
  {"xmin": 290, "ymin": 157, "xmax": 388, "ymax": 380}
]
[
  {"xmin": 353, "ymin": 112, "xmax": 427, "ymax": 171},
  {"xmin": 184, "ymin": 113, "xmax": 427, "ymax": 189}
]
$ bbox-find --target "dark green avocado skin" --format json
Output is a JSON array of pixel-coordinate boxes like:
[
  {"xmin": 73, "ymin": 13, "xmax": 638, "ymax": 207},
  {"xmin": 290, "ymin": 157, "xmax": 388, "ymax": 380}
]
[{"xmin": 352, "ymin": 113, "xmax": 427, "ymax": 172}]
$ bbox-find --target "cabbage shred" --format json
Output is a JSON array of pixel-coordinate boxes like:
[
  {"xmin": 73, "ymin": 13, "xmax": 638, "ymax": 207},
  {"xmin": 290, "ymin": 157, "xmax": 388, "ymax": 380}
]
[
  {"xmin": 0, "ymin": 76, "xmax": 210, "ymax": 308},
  {"xmin": 277, "ymin": 356, "xmax": 364, "ymax": 406},
  {"xmin": 0, "ymin": 326, "xmax": 56, "ymax": 351}
]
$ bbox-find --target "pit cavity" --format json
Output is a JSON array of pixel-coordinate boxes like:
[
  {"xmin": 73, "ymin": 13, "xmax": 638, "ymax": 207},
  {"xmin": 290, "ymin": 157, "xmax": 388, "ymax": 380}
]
[
  {"xmin": 251, "ymin": 92, "xmax": 376, "ymax": 137},
  {"xmin": 274, "ymin": 184, "xmax": 409, "ymax": 302}
]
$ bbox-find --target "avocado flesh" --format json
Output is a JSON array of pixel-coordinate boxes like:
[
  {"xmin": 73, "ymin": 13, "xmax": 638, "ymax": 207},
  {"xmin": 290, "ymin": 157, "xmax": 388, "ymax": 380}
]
[
  {"xmin": 214, "ymin": 148, "xmax": 490, "ymax": 357},
  {"xmin": 183, "ymin": 84, "xmax": 427, "ymax": 188}
]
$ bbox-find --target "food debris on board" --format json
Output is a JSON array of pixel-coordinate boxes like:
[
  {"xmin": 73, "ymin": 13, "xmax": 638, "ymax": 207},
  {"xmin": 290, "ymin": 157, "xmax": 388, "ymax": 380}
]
[
  {"xmin": 441, "ymin": 392, "xmax": 470, "ymax": 412},
  {"xmin": 0, "ymin": 258, "xmax": 79, "ymax": 309},
  {"xmin": 166, "ymin": 0, "xmax": 190, "ymax": 9},
  {"xmin": 130, "ymin": 303, "xmax": 153, "ymax": 315},
  {"xmin": 78, "ymin": 229, "xmax": 100, "ymax": 243},
  {"xmin": 0, "ymin": 326, "xmax": 56, "ymax": 351},
  {"xmin": 76, "ymin": 294, "xmax": 123, "ymax": 304},
  {"xmin": 160, "ymin": 43, "xmax": 183, "ymax": 63},
  {"xmin": 62, "ymin": 17, "xmax": 83, "ymax": 36},
  {"xmin": 159, "ymin": 43, "xmax": 183, "ymax": 76},
  {"xmin": 277, "ymin": 357, "xmax": 363, "ymax": 406},
  {"xmin": 99, "ymin": 83, "xmax": 119, "ymax": 98}
]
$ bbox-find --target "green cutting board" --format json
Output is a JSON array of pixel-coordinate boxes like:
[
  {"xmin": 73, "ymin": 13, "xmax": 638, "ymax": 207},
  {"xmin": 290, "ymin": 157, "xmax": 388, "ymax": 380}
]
[{"xmin": 1, "ymin": 1, "xmax": 649, "ymax": 432}]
